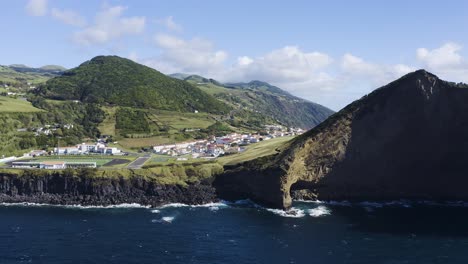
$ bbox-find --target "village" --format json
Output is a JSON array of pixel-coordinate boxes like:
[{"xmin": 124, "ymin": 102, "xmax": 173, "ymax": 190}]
[{"xmin": 152, "ymin": 125, "xmax": 305, "ymax": 159}]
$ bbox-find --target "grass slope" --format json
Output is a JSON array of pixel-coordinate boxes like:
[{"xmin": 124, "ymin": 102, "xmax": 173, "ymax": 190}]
[
  {"xmin": 218, "ymin": 136, "xmax": 294, "ymax": 165},
  {"xmin": 0, "ymin": 97, "xmax": 43, "ymax": 112}
]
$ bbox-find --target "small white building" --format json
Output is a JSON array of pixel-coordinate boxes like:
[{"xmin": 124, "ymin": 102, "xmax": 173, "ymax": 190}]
[
  {"xmin": 104, "ymin": 147, "xmax": 121, "ymax": 155},
  {"xmin": 54, "ymin": 146, "xmax": 80, "ymax": 155}
]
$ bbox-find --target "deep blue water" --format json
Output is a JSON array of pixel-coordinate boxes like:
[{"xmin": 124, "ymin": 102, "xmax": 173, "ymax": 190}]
[{"xmin": 2, "ymin": 201, "xmax": 468, "ymax": 264}]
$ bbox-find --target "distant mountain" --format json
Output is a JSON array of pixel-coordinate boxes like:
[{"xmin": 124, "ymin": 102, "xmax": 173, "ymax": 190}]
[
  {"xmin": 183, "ymin": 75, "xmax": 334, "ymax": 129},
  {"xmin": 169, "ymin": 73, "xmax": 191, "ymax": 80},
  {"xmin": 40, "ymin": 65, "xmax": 67, "ymax": 71},
  {"xmin": 36, "ymin": 56, "xmax": 230, "ymax": 113},
  {"xmin": 9, "ymin": 64, "xmax": 30, "ymax": 68},
  {"xmin": 225, "ymin": 80, "xmax": 292, "ymax": 97},
  {"xmin": 216, "ymin": 70, "xmax": 468, "ymax": 209},
  {"xmin": 0, "ymin": 64, "xmax": 63, "ymax": 87}
]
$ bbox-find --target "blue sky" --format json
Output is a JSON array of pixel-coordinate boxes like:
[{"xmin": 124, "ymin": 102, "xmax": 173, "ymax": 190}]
[{"xmin": 2, "ymin": 1, "xmax": 467, "ymax": 110}]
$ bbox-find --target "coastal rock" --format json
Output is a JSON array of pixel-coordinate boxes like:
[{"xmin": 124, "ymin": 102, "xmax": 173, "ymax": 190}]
[{"xmin": 215, "ymin": 70, "xmax": 468, "ymax": 209}]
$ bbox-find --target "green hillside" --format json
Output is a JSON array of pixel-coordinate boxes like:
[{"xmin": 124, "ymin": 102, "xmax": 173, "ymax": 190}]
[
  {"xmin": 37, "ymin": 56, "xmax": 230, "ymax": 114},
  {"xmin": 185, "ymin": 76, "xmax": 334, "ymax": 129}
]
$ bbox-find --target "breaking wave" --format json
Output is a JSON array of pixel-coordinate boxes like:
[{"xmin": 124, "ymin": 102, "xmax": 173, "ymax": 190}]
[
  {"xmin": 152, "ymin": 216, "xmax": 176, "ymax": 223},
  {"xmin": 266, "ymin": 207, "xmax": 306, "ymax": 218},
  {"xmin": 308, "ymin": 206, "xmax": 331, "ymax": 217},
  {"xmin": 0, "ymin": 202, "xmax": 151, "ymax": 209}
]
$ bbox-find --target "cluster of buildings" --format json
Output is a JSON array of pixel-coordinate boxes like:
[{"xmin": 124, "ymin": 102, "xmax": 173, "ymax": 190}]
[
  {"xmin": 153, "ymin": 126, "xmax": 305, "ymax": 158},
  {"xmin": 54, "ymin": 143, "xmax": 122, "ymax": 155},
  {"xmin": 31, "ymin": 124, "xmax": 74, "ymax": 136}
]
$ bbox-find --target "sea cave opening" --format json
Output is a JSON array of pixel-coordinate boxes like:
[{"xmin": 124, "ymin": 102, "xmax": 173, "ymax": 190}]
[{"xmin": 290, "ymin": 180, "xmax": 320, "ymax": 201}]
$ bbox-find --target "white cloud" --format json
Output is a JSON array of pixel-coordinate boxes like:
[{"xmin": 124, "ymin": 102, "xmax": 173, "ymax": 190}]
[
  {"xmin": 227, "ymin": 46, "xmax": 333, "ymax": 84},
  {"xmin": 416, "ymin": 42, "xmax": 468, "ymax": 82},
  {"xmin": 237, "ymin": 56, "xmax": 253, "ymax": 66},
  {"xmin": 417, "ymin": 42, "xmax": 462, "ymax": 68},
  {"xmin": 51, "ymin": 8, "xmax": 87, "ymax": 27},
  {"xmin": 73, "ymin": 5, "xmax": 145, "ymax": 46},
  {"xmin": 341, "ymin": 53, "xmax": 414, "ymax": 81},
  {"xmin": 26, "ymin": 0, "xmax": 48, "ymax": 16},
  {"xmin": 151, "ymin": 33, "xmax": 227, "ymax": 73},
  {"xmin": 157, "ymin": 16, "xmax": 182, "ymax": 32}
]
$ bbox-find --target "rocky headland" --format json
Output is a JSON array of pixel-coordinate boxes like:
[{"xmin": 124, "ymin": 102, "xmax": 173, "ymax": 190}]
[{"xmin": 215, "ymin": 70, "xmax": 468, "ymax": 209}]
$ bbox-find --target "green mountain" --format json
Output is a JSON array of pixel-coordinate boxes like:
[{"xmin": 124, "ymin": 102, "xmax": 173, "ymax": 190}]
[
  {"xmin": 37, "ymin": 56, "xmax": 229, "ymax": 114},
  {"xmin": 184, "ymin": 76, "xmax": 334, "ymax": 128}
]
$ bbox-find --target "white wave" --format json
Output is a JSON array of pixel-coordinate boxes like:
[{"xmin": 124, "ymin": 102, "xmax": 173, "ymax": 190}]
[
  {"xmin": 162, "ymin": 216, "xmax": 175, "ymax": 223},
  {"xmin": 0, "ymin": 202, "xmax": 49, "ymax": 207},
  {"xmin": 192, "ymin": 202, "xmax": 228, "ymax": 208},
  {"xmin": 266, "ymin": 207, "xmax": 306, "ymax": 218},
  {"xmin": 158, "ymin": 203, "xmax": 189, "ymax": 208},
  {"xmin": 0, "ymin": 202, "xmax": 150, "ymax": 209},
  {"xmin": 151, "ymin": 209, "xmax": 160, "ymax": 214},
  {"xmin": 152, "ymin": 216, "xmax": 175, "ymax": 223},
  {"xmin": 157, "ymin": 201, "xmax": 229, "ymax": 211},
  {"xmin": 308, "ymin": 206, "xmax": 331, "ymax": 217}
]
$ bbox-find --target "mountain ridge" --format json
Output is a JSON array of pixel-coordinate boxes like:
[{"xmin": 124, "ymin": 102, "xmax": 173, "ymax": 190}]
[{"xmin": 179, "ymin": 73, "xmax": 334, "ymax": 128}]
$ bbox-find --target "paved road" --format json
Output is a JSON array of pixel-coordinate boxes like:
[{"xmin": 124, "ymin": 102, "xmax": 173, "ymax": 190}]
[{"xmin": 127, "ymin": 154, "xmax": 151, "ymax": 169}]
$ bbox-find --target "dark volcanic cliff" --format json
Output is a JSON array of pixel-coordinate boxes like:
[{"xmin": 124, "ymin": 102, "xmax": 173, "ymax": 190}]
[
  {"xmin": 214, "ymin": 70, "xmax": 468, "ymax": 209},
  {"xmin": 0, "ymin": 169, "xmax": 217, "ymax": 206}
]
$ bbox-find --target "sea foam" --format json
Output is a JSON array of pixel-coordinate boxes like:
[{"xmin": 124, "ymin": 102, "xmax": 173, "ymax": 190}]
[
  {"xmin": 308, "ymin": 206, "xmax": 331, "ymax": 217},
  {"xmin": 266, "ymin": 207, "xmax": 306, "ymax": 218},
  {"xmin": 152, "ymin": 216, "xmax": 176, "ymax": 223}
]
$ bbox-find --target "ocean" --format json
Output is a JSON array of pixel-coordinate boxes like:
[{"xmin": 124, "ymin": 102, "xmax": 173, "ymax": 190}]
[{"xmin": 1, "ymin": 200, "xmax": 468, "ymax": 264}]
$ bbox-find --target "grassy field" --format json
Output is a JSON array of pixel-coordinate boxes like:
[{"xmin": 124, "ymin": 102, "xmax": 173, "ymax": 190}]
[
  {"xmin": 218, "ymin": 136, "xmax": 294, "ymax": 165},
  {"xmin": 99, "ymin": 106, "xmax": 220, "ymax": 150},
  {"xmin": 147, "ymin": 110, "xmax": 216, "ymax": 130},
  {"xmin": 117, "ymin": 136, "xmax": 175, "ymax": 149},
  {"xmin": 98, "ymin": 106, "xmax": 117, "ymax": 136},
  {"xmin": 0, "ymin": 96, "xmax": 43, "ymax": 112}
]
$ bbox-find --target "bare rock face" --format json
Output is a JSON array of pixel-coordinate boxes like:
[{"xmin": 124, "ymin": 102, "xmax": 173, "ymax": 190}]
[
  {"xmin": 215, "ymin": 70, "xmax": 468, "ymax": 209},
  {"xmin": 0, "ymin": 170, "xmax": 217, "ymax": 207}
]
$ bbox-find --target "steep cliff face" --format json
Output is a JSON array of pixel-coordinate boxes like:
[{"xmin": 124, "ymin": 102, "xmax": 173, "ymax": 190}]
[
  {"xmin": 0, "ymin": 170, "xmax": 217, "ymax": 206},
  {"xmin": 215, "ymin": 70, "xmax": 468, "ymax": 209}
]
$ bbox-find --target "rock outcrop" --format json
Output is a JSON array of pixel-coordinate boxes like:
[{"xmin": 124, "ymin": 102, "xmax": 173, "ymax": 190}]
[{"xmin": 215, "ymin": 70, "xmax": 468, "ymax": 209}]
